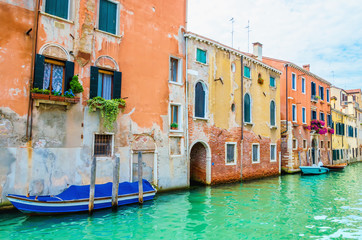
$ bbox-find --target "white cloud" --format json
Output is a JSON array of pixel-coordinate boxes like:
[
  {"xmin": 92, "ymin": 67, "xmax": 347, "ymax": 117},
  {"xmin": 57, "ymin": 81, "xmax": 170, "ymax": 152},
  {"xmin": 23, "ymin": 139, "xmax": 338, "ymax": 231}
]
[{"xmin": 188, "ymin": 0, "xmax": 362, "ymax": 89}]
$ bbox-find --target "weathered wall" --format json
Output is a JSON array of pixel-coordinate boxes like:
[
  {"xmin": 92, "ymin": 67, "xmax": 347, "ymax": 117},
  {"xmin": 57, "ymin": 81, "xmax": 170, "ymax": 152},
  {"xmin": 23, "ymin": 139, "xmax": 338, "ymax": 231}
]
[{"xmin": 0, "ymin": 0, "xmax": 187, "ymax": 207}]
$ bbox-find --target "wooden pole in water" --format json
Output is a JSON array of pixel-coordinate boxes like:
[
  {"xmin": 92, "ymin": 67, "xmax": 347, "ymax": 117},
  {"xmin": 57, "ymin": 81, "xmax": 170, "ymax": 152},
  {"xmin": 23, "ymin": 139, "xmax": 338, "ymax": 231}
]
[
  {"xmin": 298, "ymin": 151, "xmax": 302, "ymax": 167},
  {"xmin": 89, "ymin": 156, "xmax": 96, "ymax": 215},
  {"xmin": 138, "ymin": 151, "xmax": 143, "ymax": 204},
  {"xmin": 112, "ymin": 156, "xmax": 120, "ymax": 211}
]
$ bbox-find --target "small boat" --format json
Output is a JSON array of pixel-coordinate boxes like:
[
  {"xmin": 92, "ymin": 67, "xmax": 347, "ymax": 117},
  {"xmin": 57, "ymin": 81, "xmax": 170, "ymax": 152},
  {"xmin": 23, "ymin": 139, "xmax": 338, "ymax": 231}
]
[
  {"xmin": 324, "ymin": 163, "xmax": 347, "ymax": 170},
  {"xmin": 7, "ymin": 180, "xmax": 156, "ymax": 215},
  {"xmin": 299, "ymin": 166, "xmax": 329, "ymax": 175}
]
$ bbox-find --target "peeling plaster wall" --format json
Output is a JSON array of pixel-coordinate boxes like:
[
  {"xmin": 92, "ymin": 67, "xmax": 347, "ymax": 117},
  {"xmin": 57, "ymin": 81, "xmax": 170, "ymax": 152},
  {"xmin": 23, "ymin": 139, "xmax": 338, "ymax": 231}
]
[{"xmin": 0, "ymin": 0, "xmax": 187, "ymax": 207}]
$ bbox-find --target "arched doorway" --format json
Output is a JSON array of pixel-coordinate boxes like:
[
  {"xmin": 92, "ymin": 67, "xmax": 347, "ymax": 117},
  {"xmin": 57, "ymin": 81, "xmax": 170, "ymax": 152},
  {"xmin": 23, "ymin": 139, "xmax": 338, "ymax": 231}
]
[
  {"xmin": 311, "ymin": 138, "xmax": 318, "ymax": 165},
  {"xmin": 189, "ymin": 141, "xmax": 211, "ymax": 185}
]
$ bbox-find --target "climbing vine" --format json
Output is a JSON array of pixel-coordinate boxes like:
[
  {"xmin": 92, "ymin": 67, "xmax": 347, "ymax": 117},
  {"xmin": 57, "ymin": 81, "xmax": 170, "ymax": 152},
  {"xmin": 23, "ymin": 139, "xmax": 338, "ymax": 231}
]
[{"xmin": 87, "ymin": 97, "xmax": 126, "ymax": 130}]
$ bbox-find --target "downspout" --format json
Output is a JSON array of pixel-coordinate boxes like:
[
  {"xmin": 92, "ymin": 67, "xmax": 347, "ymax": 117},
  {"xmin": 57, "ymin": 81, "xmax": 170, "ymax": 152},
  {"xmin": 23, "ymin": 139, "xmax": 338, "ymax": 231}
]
[
  {"xmin": 281, "ymin": 64, "xmax": 288, "ymax": 135},
  {"xmin": 26, "ymin": 0, "xmax": 41, "ymax": 141},
  {"xmin": 241, "ymin": 55, "xmax": 244, "ymax": 140},
  {"xmin": 330, "ymin": 96, "xmax": 333, "ymax": 164},
  {"xmin": 185, "ymin": 36, "xmax": 190, "ymax": 186}
]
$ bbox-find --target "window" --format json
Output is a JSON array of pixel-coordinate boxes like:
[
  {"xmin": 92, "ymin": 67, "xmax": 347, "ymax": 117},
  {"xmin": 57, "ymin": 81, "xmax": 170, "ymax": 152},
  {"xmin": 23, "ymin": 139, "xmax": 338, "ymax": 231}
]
[
  {"xmin": 252, "ymin": 144, "xmax": 260, "ymax": 163},
  {"xmin": 292, "ymin": 73, "xmax": 296, "ymax": 90},
  {"xmin": 320, "ymin": 112, "xmax": 325, "ymax": 122},
  {"xmin": 270, "ymin": 76, "xmax": 275, "ymax": 87},
  {"xmin": 99, "ymin": 0, "xmax": 118, "ymax": 34},
  {"xmin": 321, "ymin": 141, "xmax": 324, "ymax": 148},
  {"xmin": 302, "ymin": 107, "xmax": 306, "ymax": 124},
  {"xmin": 301, "ymin": 77, "xmax": 306, "ymax": 93},
  {"xmin": 270, "ymin": 144, "xmax": 277, "ymax": 162},
  {"xmin": 195, "ymin": 82, "xmax": 207, "ymax": 118},
  {"xmin": 170, "ymin": 104, "xmax": 181, "ymax": 131},
  {"xmin": 196, "ymin": 48, "xmax": 207, "ymax": 64},
  {"xmin": 225, "ymin": 143, "xmax": 237, "ymax": 165},
  {"xmin": 90, "ymin": 66, "xmax": 122, "ymax": 99},
  {"xmin": 293, "ymin": 139, "xmax": 297, "ymax": 150},
  {"xmin": 270, "ymin": 100, "xmax": 276, "ymax": 126},
  {"xmin": 244, "ymin": 66, "xmax": 251, "ymax": 78},
  {"xmin": 327, "ymin": 114, "xmax": 332, "ymax": 127},
  {"xmin": 311, "ymin": 110, "xmax": 317, "ymax": 120},
  {"xmin": 45, "ymin": 0, "xmax": 69, "ymax": 19},
  {"xmin": 311, "ymin": 82, "xmax": 316, "ymax": 99},
  {"xmin": 328, "ymin": 141, "xmax": 331, "ymax": 149},
  {"xmin": 303, "ymin": 139, "xmax": 307, "ymax": 149},
  {"xmin": 170, "ymin": 57, "xmax": 180, "ymax": 83},
  {"xmin": 292, "ymin": 104, "xmax": 297, "ymax": 122},
  {"xmin": 94, "ymin": 134, "xmax": 113, "ymax": 156},
  {"xmin": 231, "ymin": 63, "xmax": 236, "ymax": 72},
  {"xmin": 244, "ymin": 93, "xmax": 251, "ymax": 123},
  {"xmin": 326, "ymin": 89, "xmax": 330, "ymax": 102},
  {"xmin": 33, "ymin": 54, "xmax": 74, "ymax": 95},
  {"xmin": 319, "ymin": 86, "xmax": 324, "ymax": 100}
]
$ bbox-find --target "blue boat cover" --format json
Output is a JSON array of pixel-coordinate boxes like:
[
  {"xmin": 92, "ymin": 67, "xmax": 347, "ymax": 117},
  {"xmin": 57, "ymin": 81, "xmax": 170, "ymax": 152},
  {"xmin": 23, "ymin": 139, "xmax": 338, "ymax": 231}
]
[{"xmin": 8, "ymin": 179, "xmax": 154, "ymax": 202}]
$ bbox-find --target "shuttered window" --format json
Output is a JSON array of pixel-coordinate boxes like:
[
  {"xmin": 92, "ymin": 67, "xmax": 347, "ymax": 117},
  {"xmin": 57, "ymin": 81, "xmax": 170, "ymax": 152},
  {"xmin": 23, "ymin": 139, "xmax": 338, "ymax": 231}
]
[
  {"xmin": 226, "ymin": 143, "xmax": 236, "ymax": 164},
  {"xmin": 89, "ymin": 66, "xmax": 122, "ymax": 99},
  {"xmin": 311, "ymin": 110, "xmax": 317, "ymax": 120},
  {"xmin": 270, "ymin": 144, "xmax": 276, "ymax": 162},
  {"xmin": 292, "ymin": 105, "xmax": 297, "ymax": 122},
  {"xmin": 45, "ymin": 0, "xmax": 69, "ymax": 19},
  {"xmin": 195, "ymin": 82, "xmax": 206, "ymax": 118},
  {"xmin": 252, "ymin": 144, "xmax": 260, "ymax": 163},
  {"xmin": 33, "ymin": 54, "xmax": 74, "ymax": 94},
  {"xmin": 270, "ymin": 76, "xmax": 275, "ymax": 87},
  {"xmin": 270, "ymin": 100, "xmax": 276, "ymax": 126},
  {"xmin": 301, "ymin": 77, "xmax": 306, "ymax": 93},
  {"xmin": 244, "ymin": 93, "xmax": 251, "ymax": 123},
  {"xmin": 292, "ymin": 73, "xmax": 296, "ymax": 90},
  {"xmin": 244, "ymin": 66, "xmax": 251, "ymax": 78},
  {"xmin": 196, "ymin": 49, "xmax": 207, "ymax": 64},
  {"xmin": 99, "ymin": 0, "xmax": 117, "ymax": 34},
  {"xmin": 311, "ymin": 82, "xmax": 316, "ymax": 98},
  {"xmin": 319, "ymin": 86, "xmax": 324, "ymax": 100},
  {"xmin": 302, "ymin": 107, "xmax": 306, "ymax": 124}
]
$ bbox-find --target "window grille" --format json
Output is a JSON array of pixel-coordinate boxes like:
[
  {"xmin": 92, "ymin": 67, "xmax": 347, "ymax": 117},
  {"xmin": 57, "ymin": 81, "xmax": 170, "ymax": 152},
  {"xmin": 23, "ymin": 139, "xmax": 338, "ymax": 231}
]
[{"xmin": 94, "ymin": 134, "xmax": 112, "ymax": 156}]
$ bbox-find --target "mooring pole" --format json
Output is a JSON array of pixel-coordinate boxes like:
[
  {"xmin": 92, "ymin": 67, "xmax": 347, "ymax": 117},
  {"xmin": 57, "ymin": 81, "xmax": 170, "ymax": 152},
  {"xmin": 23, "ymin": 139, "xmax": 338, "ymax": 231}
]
[
  {"xmin": 138, "ymin": 151, "xmax": 143, "ymax": 204},
  {"xmin": 112, "ymin": 156, "xmax": 120, "ymax": 211},
  {"xmin": 89, "ymin": 156, "xmax": 96, "ymax": 215},
  {"xmin": 298, "ymin": 151, "xmax": 302, "ymax": 167}
]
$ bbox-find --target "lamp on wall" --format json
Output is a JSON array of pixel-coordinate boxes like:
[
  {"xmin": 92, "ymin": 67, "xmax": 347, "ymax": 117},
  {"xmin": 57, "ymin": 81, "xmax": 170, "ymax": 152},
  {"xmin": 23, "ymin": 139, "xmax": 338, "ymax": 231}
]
[{"xmin": 214, "ymin": 77, "xmax": 224, "ymax": 85}]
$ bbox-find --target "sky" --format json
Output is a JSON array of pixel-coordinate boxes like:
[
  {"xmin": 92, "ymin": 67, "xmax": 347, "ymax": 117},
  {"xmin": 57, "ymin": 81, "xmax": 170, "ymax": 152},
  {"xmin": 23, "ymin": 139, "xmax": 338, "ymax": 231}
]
[{"xmin": 187, "ymin": 0, "xmax": 362, "ymax": 90}]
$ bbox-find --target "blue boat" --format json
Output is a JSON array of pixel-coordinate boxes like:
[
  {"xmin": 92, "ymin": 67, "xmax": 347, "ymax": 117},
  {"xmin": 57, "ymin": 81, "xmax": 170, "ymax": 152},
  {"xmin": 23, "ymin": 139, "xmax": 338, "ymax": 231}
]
[
  {"xmin": 299, "ymin": 166, "xmax": 329, "ymax": 175},
  {"xmin": 7, "ymin": 180, "xmax": 156, "ymax": 215}
]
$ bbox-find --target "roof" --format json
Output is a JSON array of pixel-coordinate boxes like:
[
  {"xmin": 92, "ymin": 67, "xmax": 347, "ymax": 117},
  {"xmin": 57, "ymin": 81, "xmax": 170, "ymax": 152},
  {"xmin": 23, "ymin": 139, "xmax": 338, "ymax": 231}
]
[
  {"xmin": 346, "ymin": 89, "xmax": 361, "ymax": 94},
  {"xmin": 184, "ymin": 32, "xmax": 282, "ymax": 75},
  {"xmin": 263, "ymin": 56, "xmax": 332, "ymax": 86}
]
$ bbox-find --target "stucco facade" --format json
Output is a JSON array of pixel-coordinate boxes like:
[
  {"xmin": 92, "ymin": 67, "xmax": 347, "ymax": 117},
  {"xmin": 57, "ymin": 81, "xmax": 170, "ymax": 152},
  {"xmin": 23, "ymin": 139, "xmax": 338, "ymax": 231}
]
[
  {"xmin": 263, "ymin": 58, "xmax": 332, "ymax": 172},
  {"xmin": 0, "ymin": 0, "xmax": 187, "ymax": 207},
  {"xmin": 185, "ymin": 33, "xmax": 281, "ymax": 183}
]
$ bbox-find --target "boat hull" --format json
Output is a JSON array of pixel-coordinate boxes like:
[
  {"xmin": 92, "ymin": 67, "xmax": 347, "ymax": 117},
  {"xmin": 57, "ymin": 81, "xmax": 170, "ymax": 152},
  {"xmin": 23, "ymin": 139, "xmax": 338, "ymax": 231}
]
[
  {"xmin": 7, "ymin": 191, "xmax": 155, "ymax": 215},
  {"xmin": 299, "ymin": 166, "xmax": 329, "ymax": 175},
  {"xmin": 324, "ymin": 163, "xmax": 347, "ymax": 170}
]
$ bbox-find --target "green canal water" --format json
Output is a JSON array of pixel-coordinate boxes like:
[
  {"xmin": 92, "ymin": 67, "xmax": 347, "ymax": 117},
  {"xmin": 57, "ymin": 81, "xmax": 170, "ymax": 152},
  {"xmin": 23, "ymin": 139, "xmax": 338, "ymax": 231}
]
[{"xmin": 0, "ymin": 163, "xmax": 361, "ymax": 239}]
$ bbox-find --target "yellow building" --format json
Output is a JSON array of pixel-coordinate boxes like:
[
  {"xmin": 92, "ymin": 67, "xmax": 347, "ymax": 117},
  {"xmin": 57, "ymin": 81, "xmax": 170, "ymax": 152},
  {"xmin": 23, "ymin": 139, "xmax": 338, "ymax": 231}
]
[{"xmin": 185, "ymin": 32, "xmax": 282, "ymax": 183}]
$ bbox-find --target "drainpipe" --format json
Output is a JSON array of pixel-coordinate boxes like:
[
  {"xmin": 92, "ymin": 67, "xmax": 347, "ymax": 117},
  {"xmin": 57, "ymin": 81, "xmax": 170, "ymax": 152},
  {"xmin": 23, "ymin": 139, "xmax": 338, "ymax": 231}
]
[
  {"xmin": 26, "ymin": 0, "xmax": 41, "ymax": 141},
  {"xmin": 281, "ymin": 64, "xmax": 288, "ymax": 135},
  {"xmin": 241, "ymin": 55, "xmax": 244, "ymax": 140},
  {"xmin": 185, "ymin": 37, "xmax": 190, "ymax": 186}
]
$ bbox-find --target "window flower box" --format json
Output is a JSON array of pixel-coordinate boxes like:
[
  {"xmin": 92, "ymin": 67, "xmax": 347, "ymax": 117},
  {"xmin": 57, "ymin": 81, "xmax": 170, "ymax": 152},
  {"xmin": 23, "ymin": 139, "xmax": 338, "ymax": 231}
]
[
  {"xmin": 31, "ymin": 93, "xmax": 50, "ymax": 100},
  {"xmin": 64, "ymin": 97, "xmax": 80, "ymax": 103},
  {"xmin": 50, "ymin": 95, "xmax": 66, "ymax": 102}
]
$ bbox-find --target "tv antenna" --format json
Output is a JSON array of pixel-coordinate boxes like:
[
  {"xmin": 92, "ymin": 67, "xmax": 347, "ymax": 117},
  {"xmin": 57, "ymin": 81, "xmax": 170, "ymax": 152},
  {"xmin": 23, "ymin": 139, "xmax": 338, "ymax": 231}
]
[
  {"xmin": 230, "ymin": 18, "xmax": 235, "ymax": 48},
  {"xmin": 245, "ymin": 20, "xmax": 251, "ymax": 52}
]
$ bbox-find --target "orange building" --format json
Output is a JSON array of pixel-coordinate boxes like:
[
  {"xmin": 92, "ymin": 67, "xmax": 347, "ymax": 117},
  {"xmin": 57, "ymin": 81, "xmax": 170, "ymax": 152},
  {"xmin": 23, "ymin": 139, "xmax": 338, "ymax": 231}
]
[
  {"xmin": 0, "ymin": 0, "xmax": 187, "ymax": 207},
  {"xmin": 263, "ymin": 56, "xmax": 332, "ymax": 172}
]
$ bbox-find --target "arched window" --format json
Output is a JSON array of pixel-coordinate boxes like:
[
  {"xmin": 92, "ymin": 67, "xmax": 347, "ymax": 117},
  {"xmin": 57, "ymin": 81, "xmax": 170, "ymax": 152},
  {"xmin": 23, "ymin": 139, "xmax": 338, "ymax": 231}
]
[
  {"xmin": 244, "ymin": 93, "xmax": 251, "ymax": 123},
  {"xmin": 270, "ymin": 100, "xmax": 276, "ymax": 126},
  {"xmin": 195, "ymin": 82, "xmax": 206, "ymax": 118}
]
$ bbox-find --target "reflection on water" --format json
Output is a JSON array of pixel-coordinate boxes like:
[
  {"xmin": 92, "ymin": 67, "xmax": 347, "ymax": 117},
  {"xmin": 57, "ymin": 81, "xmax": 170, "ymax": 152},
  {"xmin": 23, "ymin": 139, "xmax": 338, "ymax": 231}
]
[{"xmin": 0, "ymin": 163, "xmax": 361, "ymax": 239}]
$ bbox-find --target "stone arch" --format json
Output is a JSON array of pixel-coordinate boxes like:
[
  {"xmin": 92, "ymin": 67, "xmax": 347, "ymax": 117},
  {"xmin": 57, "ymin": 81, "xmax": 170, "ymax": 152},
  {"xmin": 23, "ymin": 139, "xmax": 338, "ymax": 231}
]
[
  {"xmin": 39, "ymin": 43, "xmax": 70, "ymax": 61},
  {"xmin": 131, "ymin": 134, "xmax": 157, "ymax": 185},
  {"xmin": 189, "ymin": 140, "xmax": 211, "ymax": 185},
  {"xmin": 95, "ymin": 55, "xmax": 119, "ymax": 71}
]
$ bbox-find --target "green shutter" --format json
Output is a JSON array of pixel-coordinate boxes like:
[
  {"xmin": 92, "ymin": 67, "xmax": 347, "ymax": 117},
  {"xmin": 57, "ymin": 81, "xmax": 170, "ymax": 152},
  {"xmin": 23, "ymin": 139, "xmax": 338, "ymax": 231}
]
[
  {"xmin": 113, "ymin": 71, "xmax": 122, "ymax": 99},
  {"xmin": 99, "ymin": 0, "xmax": 107, "ymax": 32},
  {"xmin": 244, "ymin": 66, "xmax": 250, "ymax": 78},
  {"xmin": 45, "ymin": 0, "xmax": 57, "ymax": 16},
  {"xmin": 244, "ymin": 93, "xmax": 251, "ymax": 123},
  {"xmin": 270, "ymin": 101, "xmax": 275, "ymax": 126},
  {"xmin": 90, "ymin": 66, "xmax": 99, "ymax": 99},
  {"xmin": 46, "ymin": 0, "xmax": 68, "ymax": 19},
  {"xmin": 64, "ymin": 61, "xmax": 74, "ymax": 92},
  {"xmin": 196, "ymin": 49, "xmax": 206, "ymax": 64},
  {"xmin": 33, "ymin": 54, "xmax": 45, "ymax": 89},
  {"xmin": 107, "ymin": 0, "xmax": 117, "ymax": 34}
]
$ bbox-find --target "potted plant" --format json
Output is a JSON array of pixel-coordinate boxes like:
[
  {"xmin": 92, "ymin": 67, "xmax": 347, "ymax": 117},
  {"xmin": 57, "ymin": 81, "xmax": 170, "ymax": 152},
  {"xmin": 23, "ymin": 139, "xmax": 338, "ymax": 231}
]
[
  {"xmin": 31, "ymin": 88, "xmax": 50, "ymax": 100},
  {"xmin": 170, "ymin": 122, "xmax": 178, "ymax": 130},
  {"xmin": 257, "ymin": 74, "xmax": 264, "ymax": 84}
]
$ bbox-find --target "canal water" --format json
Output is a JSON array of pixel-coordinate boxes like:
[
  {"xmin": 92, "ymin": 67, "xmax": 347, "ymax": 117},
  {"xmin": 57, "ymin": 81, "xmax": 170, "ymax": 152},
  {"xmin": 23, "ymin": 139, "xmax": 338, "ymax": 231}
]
[{"xmin": 0, "ymin": 163, "xmax": 361, "ymax": 239}]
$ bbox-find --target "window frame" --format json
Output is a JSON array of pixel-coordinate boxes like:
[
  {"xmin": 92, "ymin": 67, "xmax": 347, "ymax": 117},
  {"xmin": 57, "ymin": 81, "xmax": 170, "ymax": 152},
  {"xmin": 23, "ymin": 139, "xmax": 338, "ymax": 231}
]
[
  {"xmin": 244, "ymin": 93, "xmax": 252, "ymax": 123},
  {"xmin": 326, "ymin": 88, "xmax": 330, "ymax": 103},
  {"xmin": 293, "ymin": 139, "xmax": 298, "ymax": 150},
  {"xmin": 320, "ymin": 112, "xmax": 325, "ymax": 122},
  {"xmin": 291, "ymin": 72, "xmax": 296, "ymax": 91},
  {"xmin": 292, "ymin": 104, "xmax": 297, "ymax": 122},
  {"xmin": 43, "ymin": 0, "xmax": 71, "ymax": 20},
  {"xmin": 194, "ymin": 81, "xmax": 208, "ymax": 120},
  {"xmin": 97, "ymin": 0, "xmax": 120, "ymax": 35},
  {"xmin": 303, "ymin": 139, "xmax": 307, "ymax": 149},
  {"xmin": 225, "ymin": 142, "xmax": 237, "ymax": 165},
  {"xmin": 169, "ymin": 103, "xmax": 183, "ymax": 132},
  {"xmin": 270, "ymin": 100, "xmax": 276, "ymax": 127},
  {"xmin": 270, "ymin": 143, "xmax": 277, "ymax": 162},
  {"xmin": 43, "ymin": 58, "xmax": 66, "ymax": 94},
  {"xmin": 93, "ymin": 133, "xmax": 114, "ymax": 158},
  {"xmin": 97, "ymin": 68, "xmax": 114, "ymax": 100},
  {"xmin": 244, "ymin": 66, "xmax": 251, "ymax": 79},
  {"xmin": 320, "ymin": 140, "xmax": 324, "ymax": 148},
  {"xmin": 311, "ymin": 110, "xmax": 317, "ymax": 120},
  {"xmin": 302, "ymin": 107, "xmax": 306, "ymax": 124},
  {"xmin": 319, "ymin": 86, "xmax": 324, "ymax": 101},
  {"xmin": 169, "ymin": 56, "xmax": 182, "ymax": 85},
  {"xmin": 301, "ymin": 77, "xmax": 306, "ymax": 94},
  {"xmin": 270, "ymin": 76, "xmax": 276, "ymax": 88},
  {"xmin": 196, "ymin": 48, "xmax": 207, "ymax": 64},
  {"xmin": 252, "ymin": 143, "xmax": 260, "ymax": 163}
]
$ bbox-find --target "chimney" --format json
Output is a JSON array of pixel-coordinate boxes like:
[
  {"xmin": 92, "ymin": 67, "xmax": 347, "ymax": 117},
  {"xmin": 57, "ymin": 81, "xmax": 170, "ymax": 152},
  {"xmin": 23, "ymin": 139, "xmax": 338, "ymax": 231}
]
[
  {"xmin": 253, "ymin": 42, "xmax": 263, "ymax": 61},
  {"xmin": 303, "ymin": 64, "xmax": 310, "ymax": 71}
]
